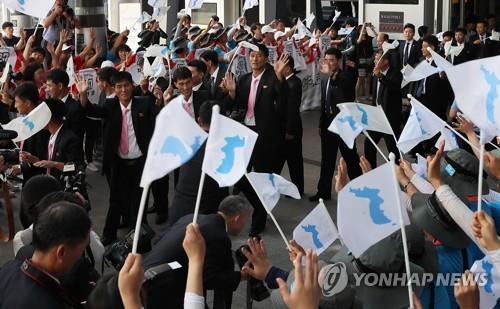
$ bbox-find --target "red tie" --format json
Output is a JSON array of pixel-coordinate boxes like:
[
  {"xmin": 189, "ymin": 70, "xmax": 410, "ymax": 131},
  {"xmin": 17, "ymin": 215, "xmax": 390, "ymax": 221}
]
[
  {"xmin": 119, "ymin": 109, "xmax": 129, "ymax": 156},
  {"xmin": 246, "ymin": 78, "xmax": 259, "ymax": 120}
]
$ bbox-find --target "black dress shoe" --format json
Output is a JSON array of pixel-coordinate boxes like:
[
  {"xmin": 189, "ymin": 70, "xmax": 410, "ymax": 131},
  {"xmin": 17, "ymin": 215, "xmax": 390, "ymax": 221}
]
[
  {"xmin": 101, "ymin": 236, "xmax": 117, "ymax": 247},
  {"xmin": 155, "ymin": 214, "xmax": 167, "ymax": 225},
  {"xmin": 308, "ymin": 193, "xmax": 331, "ymax": 202}
]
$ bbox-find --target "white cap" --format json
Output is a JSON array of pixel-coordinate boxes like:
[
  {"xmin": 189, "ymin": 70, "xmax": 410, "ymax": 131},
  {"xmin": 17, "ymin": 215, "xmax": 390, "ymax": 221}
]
[
  {"xmin": 62, "ymin": 44, "xmax": 72, "ymax": 51},
  {"xmin": 261, "ymin": 25, "xmax": 276, "ymax": 34},
  {"xmin": 101, "ymin": 60, "xmax": 115, "ymax": 68},
  {"xmin": 274, "ymin": 31, "xmax": 285, "ymax": 41}
]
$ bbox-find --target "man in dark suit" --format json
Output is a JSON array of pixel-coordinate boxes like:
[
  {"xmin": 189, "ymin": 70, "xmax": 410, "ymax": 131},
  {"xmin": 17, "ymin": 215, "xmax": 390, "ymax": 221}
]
[
  {"xmin": 13, "ymin": 83, "xmax": 50, "ymax": 184},
  {"xmin": 450, "ymin": 27, "xmax": 474, "ymax": 65},
  {"xmin": 224, "ymin": 43, "xmax": 284, "ymax": 235},
  {"xmin": 187, "ymin": 59, "xmax": 209, "ymax": 93},
  {"xmin": 274, "ymin": 56, "xmax": 304, "ymax": 195},
  {"xmin": 364, "ymin": 50, "xmax": 403, "ymax": 168},
  {"xmin": 30, "ymin": 99, "xmax": 85, "ymax": 183},
  {"xmin": 45, "ymin": 69, "xmax": 86, "ymax": 141},
  {"xmin": 310, "ymin": 47, "xmax": 362, "ymax": 202},
  {"xmin": 168, "ymin": 101, "xmax": 229, "ymax": 226},
  {"xmin": 144, "ymin": 195, "xmax": 252, "ymax": 308},
  {"xmin": 76, "ymin": 71, "xmax": 157, "ymax": 245},
  {"xmin": 200, "ymin": 49, "xmax": 227, "ymax": 105},
  {"xmin": 469, "ymin": 20, "xmax": 497, "ymax": 59},
  {"xmin": 398, "ymin": 23, "xmax": 422, "ymax": 69}
]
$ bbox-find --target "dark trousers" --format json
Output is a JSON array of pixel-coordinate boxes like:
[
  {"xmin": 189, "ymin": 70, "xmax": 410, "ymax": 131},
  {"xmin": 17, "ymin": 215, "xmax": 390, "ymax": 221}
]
[
  {"xmin": 150, "ymin": 174, "xmax": 169, "ymax": 217},
  {"xmin": 84, "ymin": 118, "xmax": 100, "ymax": 163},
  {"xmin": 316, "ymin": 129, "xmax": 362, "ymax": 196},
  {"xmin": 364, "ymin": 132, "xmax": 401, "ymax": 168},
  {"xmin": 103, "ymin": 156, "xmax": 147, "ymax": 239},
  {"xmin": 275, "ymin": 135, "xmax": 304, "ymax": 194}
]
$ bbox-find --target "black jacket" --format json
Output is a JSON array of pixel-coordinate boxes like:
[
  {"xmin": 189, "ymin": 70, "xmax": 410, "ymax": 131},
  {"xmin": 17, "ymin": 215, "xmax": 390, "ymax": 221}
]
[
  {"xmin": 143, "ymin": 214, "xmax": 240, "ymax": 308},
  {"xmin": 64, "ymin": 96, "xmax": 85, "ymax": 141},
  {"xmin": 83, "ymin": 96, "xmax": 157, "ymax": 173},
  {"xmin": 282, "ymin": 74, "xmax": 303, "ymax": 137},
  {"xmin": 449, "ymin": 41, "xmax": 474, "ymax": 65},
  {"xmin": 319, "ymin": 69, "xmax": 357, "ymax": 130},
  {"xmin": 372, "ymin": 66, "xmax": 403, "ymax": 134},
  {"xmin": 20, "ymin": 129, "xmax": 50, "ymax": 183},
  {"xmin": 468, "ymin": 33, "xmax": 498, "ymax": 59},
  {"xmin": 398, "ymin": 40, "xmax": 423, "ymax": 68},
  {"xmin": 49, "ymin": 124, "xmax": 85, "ymax": 180}
]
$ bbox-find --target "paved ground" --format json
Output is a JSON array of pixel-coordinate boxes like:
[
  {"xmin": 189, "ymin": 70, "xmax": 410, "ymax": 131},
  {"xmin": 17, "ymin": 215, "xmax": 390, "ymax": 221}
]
[{"xmin": 0, "ymin": 109, "xmax": 390, "ymax": 308}]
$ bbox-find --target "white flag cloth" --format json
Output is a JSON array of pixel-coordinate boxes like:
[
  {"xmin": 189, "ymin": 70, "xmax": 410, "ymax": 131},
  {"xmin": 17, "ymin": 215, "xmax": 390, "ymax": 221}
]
[
  {"xmin": 137, "ymin": 12, "xmax": 152, "ymax": 23},
  {"xmin": 242, "ymin": 0, "xmax": 259, "ymax": 11},
  {"xmin": 338, "ymin": 103, "xmax": 394, "ymax": 135},
  {"xmin": 337, "ymin": 162, "xmax": 410, "ymax": 257},
  {"xmin": 150, "ymin": 57, "xmax": 167, "ymax": 78},
  {"xmin": 471, "ymin": 254, "xmax": 500, "ymax": 309},
  {"xmin": 332, "ymin": 9, "xmax": 341, "ymax": 24},
  {"xmin": 148, "ymin": 0, "xmax": 166, "ymax": 7},
  {"xmin": 144, "ymin": 45, "xmax": 169, "ymax": 58},
  {"xmin": 427, "ymin": 48, "xmax": 453, "ymax": 72},
  {"xmin": 338, "ymin": 27, "xmax": 354, "ymax": 36},
  {"xmin": 397, "ymin": 97, "xmax": 445, "ymax": 153},
  {"xmin": 3, "ymin": 102, "xmax": 51, "ymax": 143},
  {"xmin": 0, "ymin": 62, "xmax": 9, "ymax": 84},
  {"xmin": 152, "ymin": 6, "xmax": 169, "ymax": 20},
  {"xmin": 411, "ymin": 153, "xmax": 428, "ymax": 179},
  {"xmin": 403, "ymin": 60, "xmax": 439, "ymax": 82},
  {"xmin": 247, "ymin": 172, "xmax": 301, "ymax": 212},
  {"xmin": 293, "ymin": 201, "xmax": 338, "ymax": 256},
  {"xmin": 305, "ymin": 13, "xmax": 316, "ymax": 28},
  {"xmin": 401, "ymin": 65, "xmax": 414, "ymax": 88},
  {"xmin": 66, "ymin": 56, "xmax": 75, "ymax": 87},
  {"xmin": 140, "ymin": 97, "xmax": 208, "ymax": 187},
  {"xmin": 445, "ymin": 55, "xmax": 500, "ymax": 143},
  {"xmin": 490, "ymin": 30, "xmax": 500, "ymax": 41},
  {"xmin": 202, "ymin": 114, "xmax": 258, "ymax": 187},
  {"xmin": 435, "ymin": 128, "xmax": 459, "ymax": 151},
  {"xmin": 296, "ymin": 19, "xmax": 313, "ymax": 38},
  {"xmin": 1, "ymin": 0, "xmax": 53, "ymax": 18},
  {"xmin": 328, "ymin": 109, "xmax": 363, "ymax": 149},
  {"xmin": 380, "ymin": 40, "xmax": 399, "ymax": 60},
  {"xmin": 188, "ymin": 0, "xmax": 204, "ymax": 9}
]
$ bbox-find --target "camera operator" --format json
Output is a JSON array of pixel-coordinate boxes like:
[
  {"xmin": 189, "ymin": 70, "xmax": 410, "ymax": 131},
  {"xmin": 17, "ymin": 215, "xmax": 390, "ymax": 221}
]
[
  {"xmin": 13, "ymin": 82, "xmax": 51, "ymax": 184},
  {"xmin": 143, "ymin": 195, "xmax": 253, "ymax": 308},
  {"xmin": 0, "ymin": 201, "xmax": 91, "ymax": 308},
  {"xmin": 30, "ymin": 98, "xmax": 85, "ymax": 186}
]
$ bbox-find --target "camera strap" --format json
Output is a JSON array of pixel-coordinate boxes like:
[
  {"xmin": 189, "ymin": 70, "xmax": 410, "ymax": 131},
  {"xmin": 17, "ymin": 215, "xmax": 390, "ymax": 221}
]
[{"xmin": 20, "ymin": 258, "xmax": 79, "ymax": 308}]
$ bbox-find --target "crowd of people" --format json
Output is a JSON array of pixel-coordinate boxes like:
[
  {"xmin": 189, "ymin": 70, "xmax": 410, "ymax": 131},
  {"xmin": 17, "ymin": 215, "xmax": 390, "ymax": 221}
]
[{"xmin": 0, "ymin": 0, "xmax": 499, "ymax": 307}]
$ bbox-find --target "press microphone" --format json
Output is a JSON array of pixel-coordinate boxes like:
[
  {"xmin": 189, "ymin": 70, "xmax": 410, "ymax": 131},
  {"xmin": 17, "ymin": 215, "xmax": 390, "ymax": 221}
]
[{"xmin": 0, "ymin": 130, "xmax": 18, "ymax": 140}]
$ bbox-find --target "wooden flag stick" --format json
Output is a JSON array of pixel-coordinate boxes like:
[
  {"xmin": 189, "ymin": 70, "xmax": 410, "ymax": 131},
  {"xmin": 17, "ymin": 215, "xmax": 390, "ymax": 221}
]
[
  {"xmin": 389, "ymin": 153, "xmax": 414, "ymax": 309},
  {"xmin": 245, "ymin": 173, "xmax": 290, "ymax": 250}
]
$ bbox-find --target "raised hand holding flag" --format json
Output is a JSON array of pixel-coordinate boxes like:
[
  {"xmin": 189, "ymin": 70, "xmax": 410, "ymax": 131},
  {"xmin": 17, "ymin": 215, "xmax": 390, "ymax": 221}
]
[{"xmin": 3, "ymin": 102, "xmax": 52, "ymax": 142}]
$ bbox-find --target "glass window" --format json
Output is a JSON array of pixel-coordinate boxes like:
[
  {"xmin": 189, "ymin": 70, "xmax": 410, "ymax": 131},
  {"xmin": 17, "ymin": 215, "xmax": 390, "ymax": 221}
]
[
  {"xmin": 366, "ymin": 0, "xmax": 419, "ymax": 4},
  {"xmin": 191, "ymin": 3, "xmax": 217, "ymax": 25}
]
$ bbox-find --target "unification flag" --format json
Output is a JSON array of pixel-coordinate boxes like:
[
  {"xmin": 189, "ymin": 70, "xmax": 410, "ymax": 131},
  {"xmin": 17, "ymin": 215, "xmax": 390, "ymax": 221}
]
[
  {"xmin": 435, "ymin": 128, "xmax": 459, "ymax": 151},
  {"xmin": 403, "ymin": 60, "xmax": 439, "ymax": 82},
  {"xmin": 445, "ymin": 55, "xmax": 500, "ymax": 143},
  {"xmin": 188, "ymin": 0, "xmax": 204, "ymax": 10},
  {"xmin": 202, "ymin": 113, "xmax": 258, "ymax": 187},
  {"xmin": 296, "ymin": 19, "xmax": 313, "ymax": 38},
  {"xmin": 427, "ymin": 47, "xmax": 453, "ymax": 72},
  {"xmin": 140, "ymin": 97, "xmax": 208, "ymax": 187},
  {"xmin": 337, "ymin": 162, "xmax": 410, "ymax": 257},
  {"xmin": 328, "ymin": 109, "xmax": 363, "ymax": 149},
  {"xmin": 3, "ymin": 102, "xmax": 51, "ymax": 143},
  {"xmin": 397, "ymin": 97, "xmax": 445, "ymax": 153},
  {"xmin": 471, "ymin": 254, "xmax": 500, "ymax": 309},
  {"xmin": 305, "ymin": 13, "xmax": 316, "ymax": 28},
  {"xmin": 293, "ymin": 201, "xmax": 338, "ymax": 256},
  {"xmin": 1, "ymin": 0, "xmax": 53, "ymax": 19},
  {"xmin": 137, "ymin": 12, "xmax": 152, "ymax": 24},
  {"xmin": 148, "ymin": 0, "xmax": 166, "ymax": 7},
  {"xmin": 339, "ymin": 103, "xmax": 394, "ymax": 135},
  {"xmin": 247, "ymin": 172, "xmax": 301, "ymax": 212},
  {"xmin": 152, "ymin": 6, "xmax": 170, "ymax": 20},
  {"xmin": 242, "ymin": 0, "xmax": 259, "ymax": 11}
]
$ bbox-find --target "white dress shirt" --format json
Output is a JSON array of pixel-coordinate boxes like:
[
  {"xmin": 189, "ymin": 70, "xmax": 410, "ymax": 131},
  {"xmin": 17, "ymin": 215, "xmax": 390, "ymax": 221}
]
[
  {"xmin": 118, "ymin": 100, "xmax": 143, "ymax": 159},
  {"xmin": 48, "ymin": 124, "xmax": 63, "ymax": 160}
]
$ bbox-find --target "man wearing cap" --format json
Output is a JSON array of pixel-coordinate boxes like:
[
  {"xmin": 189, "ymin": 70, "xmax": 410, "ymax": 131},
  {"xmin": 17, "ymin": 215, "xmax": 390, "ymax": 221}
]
[
  {"xmin": 261, "ymin": 25, "xmax": 277, "ymax": 46},
  {"xmin": 224, "ymin": 42, "xmax": 285, "ymax": 236},
  {"xmin": 212, "ymin": 27, "xmax": 230, "ymax": 70}
]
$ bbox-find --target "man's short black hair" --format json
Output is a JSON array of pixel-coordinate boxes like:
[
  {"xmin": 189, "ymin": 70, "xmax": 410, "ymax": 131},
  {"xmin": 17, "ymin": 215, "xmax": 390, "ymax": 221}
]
[
  {"xmin": 33, "ymin": 191, "xmax": 85, "ymax": 225},
  {"xmin": 117, "ymin": 44, "xmax": 132, "ymax": 53},
  {"xmin": 253, "ymin": 42, "xmax": 269, "ymax": 58},
  {"xmin": 172, "ymin": 66, "xmax": 192, "ymax": 82},
  {"xmin": 418, "ymin": 25, "xmax": 429, "ymax": 37},
  {"xmin": 187, "ymin": 59, "xmax": 207, "ymax": 75},
  {"xmin": 14, "ymin": 82, "xmax": 39, "ymax": 105},
  {"xmin": 47, "ymin": 68, "xmax": 70, "ymax": 88},
  {"xmin": 113, "ymin": 71, "xmax": 133, "ymax": 85},
  {"xmin": 31, "ymin": 47, "xmax": 47, "ymax": 58},
  {"xmin": 23, "ymin": 63, "xmax": 44, "ymax": 83},
  {"xmin": 250, "ymin": 22, "xmax": 261, "ymax": 34},
  {"xmin": 44, "ymin": 98, "xmax": 66, "ymax": 122},
  {"xmin": 381, "ymin": 33, "xmax": 389, "ymax": 41},
  {"xmin": 98, "ymin": 67, "xmax": 118, "ymax": 84},
  {"xmin": 455, "ymin": 27, "xmax": 467, "ymax": 35},
  {"xmin": 404, "ymin": 23, "xmax": 416, "ymax": 32},
  {"xmin": 325, "ymin": 47, "xmax": 342, "ymax": 59},
  {"xmin": 2, "ymin": 22, "xmax": 13, "ymax": 29},
  {"xmin": 423, "ymin": 35, "xmax": 439, "ymax": 49},
  {"xmin": 32, "ymin": 202, "xmax": 91, "ymax": 252},
  {"xmin": 476, "ymin": 20, "xmax": 487, "ymax": 27},
  {"xmin": 199, "ymin": 101, "xmax": 217, "ymax": 125},
  {"xmin": 442, "ymin": 30, "xmax": 454, "ymax": 38},
  {"xmin": 200, "ymin": 50, "xmax": 219, "ymax": 66}
]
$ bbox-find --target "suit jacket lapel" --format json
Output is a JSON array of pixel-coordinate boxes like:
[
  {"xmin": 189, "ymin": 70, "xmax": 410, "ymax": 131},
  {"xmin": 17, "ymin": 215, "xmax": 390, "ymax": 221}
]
[
  {"xmin": 130, "ymin": 99, "xmax": 139, "ymax": 135},
  {"xmin": 254, "ymin": 71, "xmax": 266, "ymax": 106}
]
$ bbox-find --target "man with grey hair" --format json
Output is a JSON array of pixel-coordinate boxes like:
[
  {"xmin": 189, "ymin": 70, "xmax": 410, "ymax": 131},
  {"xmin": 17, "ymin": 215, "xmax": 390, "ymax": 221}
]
[{"xmin": 143, "ymin": 195, "xmax": 253, "ymax": 308}]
